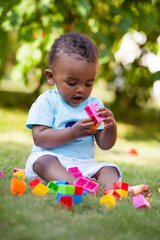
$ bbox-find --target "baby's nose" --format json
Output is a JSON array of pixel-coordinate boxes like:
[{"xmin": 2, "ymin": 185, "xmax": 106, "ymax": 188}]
[{"xmin": 76, "ymin": 85, "xmax": 84, "ymax": 93}]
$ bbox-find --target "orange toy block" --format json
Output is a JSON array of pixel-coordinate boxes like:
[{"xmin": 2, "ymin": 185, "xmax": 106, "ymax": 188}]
[
  {"xmin": 10, "ymin": 178, "xmax": 26, "ymax": 195},
  {"xmin": 114, "ymin": 189, "xmax": 128, "ymax": 198},
  {"xmin": 33, "ymin": 183, "xmax": 49, "ymax": 196},
  {"xmin": 90, "ymin": 122, "xmax": 101, "ymax": 129},
  {"xmin": 100, "ymin": 194, "xmax": 116, "ymax": 209},
  {"xmin": 13, "ymin": 170, "xmax": 25, "ymax": 179}
]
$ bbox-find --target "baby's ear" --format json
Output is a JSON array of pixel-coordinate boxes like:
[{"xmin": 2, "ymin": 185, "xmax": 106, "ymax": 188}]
[{"xmin": 44, "ymin": 69, "xmax": 55, "ymax": 85}]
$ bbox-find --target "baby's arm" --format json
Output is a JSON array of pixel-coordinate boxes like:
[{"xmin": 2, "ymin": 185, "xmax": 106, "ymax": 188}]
[
  {"xmin": 95, "ymin": 107, "xmax": 117, "ymax": 150},
  {"xmin": 32, "ymin": 118, "xmax": 97, "ymax": 148}
]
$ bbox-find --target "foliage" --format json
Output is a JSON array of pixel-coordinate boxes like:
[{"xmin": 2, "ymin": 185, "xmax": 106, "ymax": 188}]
[{"xmin": 0, "ymin": 0, "xmax": 160, "ymax": 107}]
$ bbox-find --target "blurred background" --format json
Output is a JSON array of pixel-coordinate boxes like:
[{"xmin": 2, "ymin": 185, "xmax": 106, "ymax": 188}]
[{"xmin": 0, "ymin": 0, "xmax": 160, "ymax": 123}]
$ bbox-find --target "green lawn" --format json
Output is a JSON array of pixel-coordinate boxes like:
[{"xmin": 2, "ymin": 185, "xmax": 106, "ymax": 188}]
[{"xmin": 0, "ymin": 107, "xmax": 160, "ymax": 240}]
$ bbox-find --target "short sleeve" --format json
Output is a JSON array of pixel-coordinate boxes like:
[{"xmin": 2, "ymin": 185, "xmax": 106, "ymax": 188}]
[{"xmin": 26, "ymin": 92, "xmax": 55, "ymax": 129}]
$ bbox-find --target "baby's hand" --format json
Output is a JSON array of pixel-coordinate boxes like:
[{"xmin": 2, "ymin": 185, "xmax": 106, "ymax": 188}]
[
  {"xmin": 96, "ymin": 107, "xmax": 116, "ymax": 128},
  {"xmin": 71, "ymin": 118, "xmax": 97, "ymax": 139}
]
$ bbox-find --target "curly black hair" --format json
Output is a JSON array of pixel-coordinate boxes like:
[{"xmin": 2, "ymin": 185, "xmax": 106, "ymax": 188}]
[{"xmin": 48, "ymin": 32, "xmax": 98, "ymax": 67}]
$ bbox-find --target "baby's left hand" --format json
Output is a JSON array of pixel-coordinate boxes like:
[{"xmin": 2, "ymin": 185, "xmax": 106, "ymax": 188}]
[{"xmin": 96, "ymin": 107, "xmax": 116, "ymax": 128}]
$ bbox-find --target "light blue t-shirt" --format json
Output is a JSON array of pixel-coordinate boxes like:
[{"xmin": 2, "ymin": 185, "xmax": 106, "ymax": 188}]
[{"xmin": 26, "ymin": 89, "xmax": 104, "ymax": 159}]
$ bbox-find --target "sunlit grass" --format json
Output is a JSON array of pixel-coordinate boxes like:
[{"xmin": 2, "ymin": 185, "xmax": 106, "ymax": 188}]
[{"xmin": 0, "ymin": 106, "xmax": 160, "ymax": 240}]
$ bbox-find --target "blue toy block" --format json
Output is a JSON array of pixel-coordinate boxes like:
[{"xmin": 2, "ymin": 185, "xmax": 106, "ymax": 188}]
[
  {"xmin": 56, "ymin": 193, "xmax": 83, "ymax": 204},
  {"xmin": 55, "ymin": 180, "xmax": 70, "ymax": 185}
]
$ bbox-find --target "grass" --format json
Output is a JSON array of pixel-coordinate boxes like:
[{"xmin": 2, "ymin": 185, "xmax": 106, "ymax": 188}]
[{"xmin": 0, "ymin": 107, "xmax": 160, "ymax": 240}]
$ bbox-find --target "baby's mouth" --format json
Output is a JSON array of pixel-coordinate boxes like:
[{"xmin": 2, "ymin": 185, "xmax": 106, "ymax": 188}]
[{"xmin": 72, "ymin": 96, "xmax": 83, "ymax": 102}]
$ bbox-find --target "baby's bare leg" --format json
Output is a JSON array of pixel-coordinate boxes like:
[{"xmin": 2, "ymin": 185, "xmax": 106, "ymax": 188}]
[
  {"xmin": 33, "ymin": 155, "xmax": 76, "ymax": 184},
  {"xmin": 93, "ymin": 166, "xmax": 119, "ymax": 189}
]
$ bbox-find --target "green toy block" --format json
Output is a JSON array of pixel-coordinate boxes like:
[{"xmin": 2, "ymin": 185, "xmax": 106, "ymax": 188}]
[
  {"xmin": 47, "ymin": 181, "xmax": 58, "ymax": 193},
  {"xmin": 57, "ymin": 184, "xmax": 75, "ymax": 195}
]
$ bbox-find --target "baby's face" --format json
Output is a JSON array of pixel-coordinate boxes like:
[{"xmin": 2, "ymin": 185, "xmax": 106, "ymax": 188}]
[{"xmin": 51, "ymin": 55, "xmax": 98, "ymax": 107}]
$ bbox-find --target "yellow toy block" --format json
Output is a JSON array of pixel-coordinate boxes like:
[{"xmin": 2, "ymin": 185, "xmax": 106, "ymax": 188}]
[
  {"xmin": 13, "ymin": 170, "xmax": 25, "ymax": 179},
  {"xmin": 114, "ymin": 189, "xmax": 128, "ymax": 198},
  {"xmin": 100, "ymin": 194, "xmax": 116, "ymax": 209},
  {"xmin": 33, "ymin": 183, "xmax": 49, "ymax": 196}
]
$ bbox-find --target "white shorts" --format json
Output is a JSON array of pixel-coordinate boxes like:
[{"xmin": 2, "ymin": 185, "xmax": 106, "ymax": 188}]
[{"xmin": 25, "ymin": 151, "xmax": 122, "ymax": 182}]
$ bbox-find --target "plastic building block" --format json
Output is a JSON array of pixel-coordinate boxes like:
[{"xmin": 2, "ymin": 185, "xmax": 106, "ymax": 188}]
[
  {"xmin": 114, "ymin": 189, "xmax": 128, "ymax": 198},
  {"xmin": 29, "ymin": 178, "xmax": 41, "ymax": 188},
  {"xmin": 84, "ymin": 102, "xmax": 104, "ymax": 125},
  {"xmin": 103, "ymin": 189, "xmax": 121, "ymax": 200},
  {"xmin": 47, "ymin": 181, "xmax": 59, "ymax": 193},
  {"xmin": 74, "ymin": 186, "xmax": 83, "ymax": 195},
  {"xmin": 33, "ymin": 183, "xmax": 49, "ymax": 196},
  {"xmin": 10, "ymin": 178, "xmax": 26, "ymax": 195},
  {"xmin": 55, "ymin": 180, "xmax": 70, "ymax": 185},
  {"xmin": 13, "ymin": 170, "xmax": 25, "ymax": 179},
  {"xmin": 74, "ymin": 177, "xmax": 88, "ymax": 188},
  {"xmin": 113, "ymin": 181, "xmax": 128, "ymax": 191},
  {"xmin": 128, "ymin": 148, "xmax": 139, "ymax": 156},
  {"xmin": 74, "ymin": 177, "xmax": 99, "ymax": 194},
  {"xmin": 60, "ymin": 196, "xmax": 73, "ymax": 208},
  {"xmin": 13, "ymin": 168, "xmax": 24, "ymax": 173},
  {"xmin": 0, "ymin": 170, "xmax": 6, "ymax": 179},
  {"xmin": 58, "ymin": 184, "xmax": 75, "ymax": 195},
  {"xmin": 57, "ymin": 193, "xmax": 83, "ymax": 204},
  {"xmin": 68, "ymin": 167, "xmax": 84, "ymax": 179},
  {"xmin": 100, "ymin": 194, "xmax": 116, "ymax": 209},
  {"xmin": 84, "ymin": 180, "xmax": 99, "ymax": 194},
  {"xmin": 132, "ymin": 194, "xmax": 151, "ymax": 209}
]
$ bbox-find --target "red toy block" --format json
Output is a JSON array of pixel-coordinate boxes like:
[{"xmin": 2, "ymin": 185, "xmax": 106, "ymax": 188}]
[
  {"xmin": 68, "ymin": 167, "xmax": 84, "ymax": 179},
  {"xmin": 0, "ymin": 170, "xmax": 6, "ymax": 179},
  {"xmin": 113, "ymin": 181, "xmax": 128, "ymax": 191},
  {"xmin": 132, "ymin": 194, "xmax": 151, "ymax": 209},
  {"xmin": 74, "ymin": 186, "xmax": 83, "ymax": 195},
  {"xmin": 29, "ymin": 178, "xmax": 41, "ymax": 188},
  {"xmin": 84, "ymin": 102, "xmax": 104, "ymax": 125},
  {"xmin": 128, "ymin": 148, "xmax": 139, "ymax": 156},
  {"xmin": 103, "ymin": 189, "xmax": 121, "ymax": 200},
  {"xmin": 60, "ymin": 196, "xmax": 73, "ymax": 208},
  {"xmin": 10, "ymin": 178, "xmax": 26, "ymax": 195}
]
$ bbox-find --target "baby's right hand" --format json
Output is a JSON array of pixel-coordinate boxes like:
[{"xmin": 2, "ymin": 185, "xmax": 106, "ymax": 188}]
[{"xmin": 71, "ymin": 118, "xmax": 97, "ymax": 139}]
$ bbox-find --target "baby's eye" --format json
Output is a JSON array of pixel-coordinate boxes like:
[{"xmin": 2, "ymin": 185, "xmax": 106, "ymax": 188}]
[
  {"xmin": 85, "ymin": 83, "xmax": 93, "ymax": 87},
  {"xmin": 67, "ymin": 82, "xmax": 76, "ymax": 86}
]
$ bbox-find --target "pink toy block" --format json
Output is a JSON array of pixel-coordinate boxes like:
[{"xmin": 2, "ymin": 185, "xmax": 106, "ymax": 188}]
[
  {"xmin": 84, "ymin": 102, "xmax": 104, "ymax": 125},
  {"xmin": 68, "ymin": 167, "xmax": 84, "ymax": 179},
  {"xmin": 74, "ymin": 177, "xmax": 99, "ymax": 195},
  {"xmin": 132, "ymin": 194, "xmax": 151, "ymax": 209},
  {"xmin": 0, "ymin": 170, "xmax": 6, "ymax": 179},
  {"xmin": 29, "ymin": 178, "xmax": 41, "ymax": 188},
  {"xmin": 13, "ymin": 168, "xmax": 24, "ymax": 173},
  {"xmin": 60, "ymin": 196, "xmax": 73, "ymax": 208},
  {"xmin": 113, "ymin": 181, "xmax": 128, "ymax": 191}
]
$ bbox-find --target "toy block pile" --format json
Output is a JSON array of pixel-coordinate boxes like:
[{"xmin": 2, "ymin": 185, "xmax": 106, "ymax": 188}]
[
  {"xmin": 10, "ymin": 169, "xmax": 26, "ymax": 196},
  {"xmin": 1, "ymin": 167, "xmax": 152, "ymax": 211},
  {"xmin": 84, "ymin": 102, "xmax": 104, "ymax": 129},
  {"xmin": 100, "ymin": 181, "xmax": 128, "ymax": 209}
]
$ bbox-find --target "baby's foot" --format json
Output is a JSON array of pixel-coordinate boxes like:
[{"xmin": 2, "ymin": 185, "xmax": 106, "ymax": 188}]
[{"xmin": 128, "ymin": 184, "xmax": 151, "ymax": 198}]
